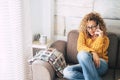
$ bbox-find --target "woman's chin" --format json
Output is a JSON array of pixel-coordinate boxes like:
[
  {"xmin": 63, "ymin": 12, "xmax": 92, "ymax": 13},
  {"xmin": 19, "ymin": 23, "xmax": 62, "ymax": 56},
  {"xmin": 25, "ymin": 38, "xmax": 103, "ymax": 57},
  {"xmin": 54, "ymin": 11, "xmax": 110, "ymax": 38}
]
[
  {"xmin": 90, "ymin": 33, "xmax": 94, "ymax": 36},
  {"xmin": 90, "ymin": 33, "xmax": 96, "ymax": 37}
]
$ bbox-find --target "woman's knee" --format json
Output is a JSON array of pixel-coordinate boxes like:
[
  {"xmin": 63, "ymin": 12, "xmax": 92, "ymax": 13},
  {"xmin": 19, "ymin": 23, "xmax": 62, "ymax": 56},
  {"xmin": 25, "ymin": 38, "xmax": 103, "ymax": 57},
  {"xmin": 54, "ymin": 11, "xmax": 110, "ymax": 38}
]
[
  {"xmin": 63, "ymin": 66, "xmax": 72, "ymax": 75},
  {"xmin": 63, "ymin": 66, "xmax": 75, "ymax": 79},
  {"xmin": 77, "ymin": 50, "xmax": 92, "ymax": 62},
  {"xmin": 97, "ymin": 59, "xmax": 108, "ymax": 76}
]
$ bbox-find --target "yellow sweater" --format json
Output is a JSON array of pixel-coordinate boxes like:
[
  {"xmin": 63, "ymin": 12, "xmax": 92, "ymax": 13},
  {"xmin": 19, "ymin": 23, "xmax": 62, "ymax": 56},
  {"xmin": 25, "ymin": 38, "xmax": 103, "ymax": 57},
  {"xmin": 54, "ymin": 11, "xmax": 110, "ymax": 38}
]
[{"xmin": 77, "ymin": 32, "xmax": 109, "ymax": 62}]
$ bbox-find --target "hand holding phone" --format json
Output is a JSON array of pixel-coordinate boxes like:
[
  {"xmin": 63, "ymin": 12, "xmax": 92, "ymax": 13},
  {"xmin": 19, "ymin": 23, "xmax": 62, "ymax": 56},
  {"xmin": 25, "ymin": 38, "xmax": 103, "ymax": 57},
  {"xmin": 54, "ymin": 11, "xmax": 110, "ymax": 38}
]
[{"xmin": 95, "ymin": 25, "xmax": 103, "ymax": 37}]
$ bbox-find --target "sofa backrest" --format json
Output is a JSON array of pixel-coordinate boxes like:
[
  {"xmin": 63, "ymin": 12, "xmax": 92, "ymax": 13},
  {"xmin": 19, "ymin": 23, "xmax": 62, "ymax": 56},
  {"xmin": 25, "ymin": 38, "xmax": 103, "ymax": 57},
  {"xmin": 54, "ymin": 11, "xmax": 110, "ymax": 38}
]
[
  {"xmin": 116, "ymin": 36, "xmax": 120, "ymax": 69},
  {"xmin": 66, "ymin": 30, "xmax": 119, "ymax": 69},
  {"xmin": 66, "ymin": 30, "xmax": 79, "ymax": 64},
  {"xmin": 107, "ymin": 33, "xmax": 119, "ymax": 68}
]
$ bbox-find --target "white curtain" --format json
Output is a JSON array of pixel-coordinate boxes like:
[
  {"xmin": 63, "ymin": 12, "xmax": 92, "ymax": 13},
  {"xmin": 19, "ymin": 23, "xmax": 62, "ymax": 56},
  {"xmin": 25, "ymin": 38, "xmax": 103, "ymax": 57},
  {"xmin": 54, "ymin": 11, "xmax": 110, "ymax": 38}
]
[{"xmin": 0, "ymin": 0, "xmax": 32, "ymax": 80}]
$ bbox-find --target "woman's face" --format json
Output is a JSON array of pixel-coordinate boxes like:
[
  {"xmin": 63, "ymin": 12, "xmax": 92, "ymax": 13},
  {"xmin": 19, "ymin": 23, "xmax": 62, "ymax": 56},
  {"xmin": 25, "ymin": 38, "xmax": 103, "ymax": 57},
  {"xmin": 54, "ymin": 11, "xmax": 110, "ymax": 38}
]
[{"xmin": 86, "ymin": 20, "xmax": 97, "ymax": 36}]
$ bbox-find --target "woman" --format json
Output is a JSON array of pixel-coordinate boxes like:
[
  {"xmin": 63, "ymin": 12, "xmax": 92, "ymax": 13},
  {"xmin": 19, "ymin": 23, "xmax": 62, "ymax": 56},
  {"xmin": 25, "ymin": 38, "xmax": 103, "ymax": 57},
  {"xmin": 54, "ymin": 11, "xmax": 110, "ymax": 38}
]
[{"xmin": 63, "ymin": 12, "xmax": 109, "ymax": 80}]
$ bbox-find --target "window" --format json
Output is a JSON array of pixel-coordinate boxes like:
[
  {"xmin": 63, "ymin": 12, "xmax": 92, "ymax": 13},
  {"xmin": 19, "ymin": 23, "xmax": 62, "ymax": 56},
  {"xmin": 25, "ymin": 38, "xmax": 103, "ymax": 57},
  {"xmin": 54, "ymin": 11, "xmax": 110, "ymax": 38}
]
[{"xmin": 0, "ymin": 0, "xmax": 32, "ymax": 80}]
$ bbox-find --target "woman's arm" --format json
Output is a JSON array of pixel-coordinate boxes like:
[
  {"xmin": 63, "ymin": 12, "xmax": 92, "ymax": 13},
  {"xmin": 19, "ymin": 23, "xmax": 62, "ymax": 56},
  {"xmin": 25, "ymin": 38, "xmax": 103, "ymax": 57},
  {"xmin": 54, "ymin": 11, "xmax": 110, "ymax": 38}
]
[
  {"xmin": 91, "ymin": 36, "xmax": 109, "ymax": 54},
  {"xmin": 77, "ymin": 32, "xmax": 95, "ymax": 52}
]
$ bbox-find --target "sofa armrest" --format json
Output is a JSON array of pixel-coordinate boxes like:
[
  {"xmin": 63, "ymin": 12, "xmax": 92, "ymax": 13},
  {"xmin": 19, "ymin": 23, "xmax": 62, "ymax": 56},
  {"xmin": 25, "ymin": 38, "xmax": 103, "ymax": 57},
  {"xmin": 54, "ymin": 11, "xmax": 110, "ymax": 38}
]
[
  {"xmin": 32, "ymin": 60, "xmax": 55, "ymax": 80},
  {"xmin": 50, "ymin": 40, "xmax": 67, "ymax": 57}
]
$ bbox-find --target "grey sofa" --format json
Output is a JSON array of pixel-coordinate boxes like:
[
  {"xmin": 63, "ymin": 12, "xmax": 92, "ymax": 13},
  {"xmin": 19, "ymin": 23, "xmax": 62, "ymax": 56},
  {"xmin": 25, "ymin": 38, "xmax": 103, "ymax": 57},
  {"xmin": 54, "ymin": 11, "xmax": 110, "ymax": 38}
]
[{"xmin": 32, "ymin": 30, "xmax": 120, "ymax": 80}]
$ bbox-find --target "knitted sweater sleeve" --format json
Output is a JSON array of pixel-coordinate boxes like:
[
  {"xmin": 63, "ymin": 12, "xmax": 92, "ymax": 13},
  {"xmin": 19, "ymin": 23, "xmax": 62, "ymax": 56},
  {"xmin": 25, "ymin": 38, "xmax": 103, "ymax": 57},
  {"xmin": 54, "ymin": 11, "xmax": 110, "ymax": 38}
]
[
  {"xmin": 91, "ymin": 35, "xmax": 109, "ymax": 56},
  {"xmin": 77, "ymin": 32, "xmax": 95, "ymax": 52}
]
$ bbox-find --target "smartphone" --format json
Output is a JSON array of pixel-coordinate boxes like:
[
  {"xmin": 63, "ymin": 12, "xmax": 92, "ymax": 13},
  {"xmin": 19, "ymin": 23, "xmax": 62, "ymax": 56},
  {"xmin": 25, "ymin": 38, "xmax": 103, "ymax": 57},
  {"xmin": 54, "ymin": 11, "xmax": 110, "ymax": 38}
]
[{"xmin": 95, "ymin": 24, "xmax": 100, "ymax": 36}]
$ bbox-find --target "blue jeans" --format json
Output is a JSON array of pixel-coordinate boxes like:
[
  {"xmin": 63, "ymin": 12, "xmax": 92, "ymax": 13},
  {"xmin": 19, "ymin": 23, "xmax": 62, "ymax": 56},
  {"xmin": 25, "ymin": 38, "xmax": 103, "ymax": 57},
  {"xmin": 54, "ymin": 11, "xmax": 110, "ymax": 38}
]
[{"xmin": 63, "ymin": 51, "xmax": 108, "ymax": 80}]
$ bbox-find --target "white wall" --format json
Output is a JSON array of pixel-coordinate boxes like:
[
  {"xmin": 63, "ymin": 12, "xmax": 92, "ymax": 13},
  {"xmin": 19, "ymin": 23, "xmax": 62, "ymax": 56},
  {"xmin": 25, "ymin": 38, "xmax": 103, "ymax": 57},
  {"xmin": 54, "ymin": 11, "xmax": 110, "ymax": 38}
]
[
  {"xmin": 30, "ymin": 0, "xmax": 43, "ymax": 35},
  {"xmin": 42, "ymin": 0, "xmax": 54, "ymax": 40},
  {"xmin": 30, "ymin": 0, "xmax": 54, "ymax": 40}
]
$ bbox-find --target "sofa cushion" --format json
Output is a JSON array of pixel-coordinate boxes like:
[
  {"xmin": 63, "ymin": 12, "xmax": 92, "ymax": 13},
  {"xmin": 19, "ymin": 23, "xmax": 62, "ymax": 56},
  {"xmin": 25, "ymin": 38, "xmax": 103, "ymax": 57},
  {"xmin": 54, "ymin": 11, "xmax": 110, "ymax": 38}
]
[
  {"xmin": 107, "ymin": 33, "xmax": 119, "ymax": 68},
  {"xmin": 115, "ymin": 70, "xmax": 120, "ymax": 80},
  {"xmin": 55, "ymin": 78, "xmax": 67, "ymax": 80},
  {"xmin": 66, "ymin": 30, "xmax": 79, "ymax": 64},
  {"xmin": 116, "ymin": 37, "xmax": 120, "ymax": 69},
  {"xmin": 102, "ymin": 69, "xmax": 115, "ymax": 80},
  {"xmin": 55, "ymin": 69, "xmax": 115, "ymax": 80},
  {"xmin": 50, "ymin": 40, "xmax": 67, "ymax": 58},
  {"xmin": 117, "ymin": 44, "xmax": 120, "ymax": 68}
]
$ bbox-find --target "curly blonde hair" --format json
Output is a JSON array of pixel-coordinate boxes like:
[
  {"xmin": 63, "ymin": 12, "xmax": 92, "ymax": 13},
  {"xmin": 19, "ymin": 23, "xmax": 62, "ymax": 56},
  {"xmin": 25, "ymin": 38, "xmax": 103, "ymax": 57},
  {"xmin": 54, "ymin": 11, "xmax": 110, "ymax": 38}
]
[{"xmin": 79, "ymin": 12, "xmax": 107, "ymax": 37}]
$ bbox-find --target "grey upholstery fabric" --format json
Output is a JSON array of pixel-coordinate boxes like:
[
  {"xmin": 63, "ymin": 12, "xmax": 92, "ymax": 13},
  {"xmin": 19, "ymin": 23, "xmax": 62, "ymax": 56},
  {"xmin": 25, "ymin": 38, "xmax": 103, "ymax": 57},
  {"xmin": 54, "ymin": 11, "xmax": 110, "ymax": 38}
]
[
  {"xmin": 32, "ymin": 60, "xmax": 55, "ymax": 80},
  {"xmin": 55, "ymin": 78, "xmax": 67, "ymax": 80},
  {"xmin": 115, "ymin": 70, "xmax": 120, "ymax": 80},
  {"xmin": 66, "ymin": 30, "xmax": 79, "ymax": 64},
  {"xmin": 107, "ymin": 33, "xmax": 119, "ymax": 68},
  {"xmin": 50, "ymin": 40, "xmax": 67, "ymax": 60},
  {"xmin": 116, "ymin": 42, "xmax": 120, "ymax": 69},
  {"xmin": 102, "ymin": 69, "xmax": 115, "ymax": 80}
]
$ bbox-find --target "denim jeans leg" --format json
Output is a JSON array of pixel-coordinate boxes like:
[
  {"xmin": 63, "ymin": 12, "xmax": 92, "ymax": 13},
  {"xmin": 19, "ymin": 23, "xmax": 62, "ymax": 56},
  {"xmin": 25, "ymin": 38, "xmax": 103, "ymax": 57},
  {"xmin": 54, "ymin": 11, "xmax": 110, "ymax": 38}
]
[
  {"xmin": 63, "ymin": 64, "xmax": 85, "ymax": 80},
  {"xmin": 77, "ymin": 51, "xmax": 101, "ymax": 80},
  {"xmin": 97, "ymin": 58, "xmax": 108, "ymax": 76}
]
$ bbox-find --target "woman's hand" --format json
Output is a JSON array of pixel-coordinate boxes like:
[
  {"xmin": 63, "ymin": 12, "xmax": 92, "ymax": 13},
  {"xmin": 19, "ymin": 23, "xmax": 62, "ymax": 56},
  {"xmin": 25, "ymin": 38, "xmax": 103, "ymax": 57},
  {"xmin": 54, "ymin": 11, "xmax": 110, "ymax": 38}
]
[
  {"xmin": 95, "ymin": 25, "xmax": 103, "ymax": 37},
  {"xmin": 92, "ymin": 52, "xmax": 100, "ymax": 68}
]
